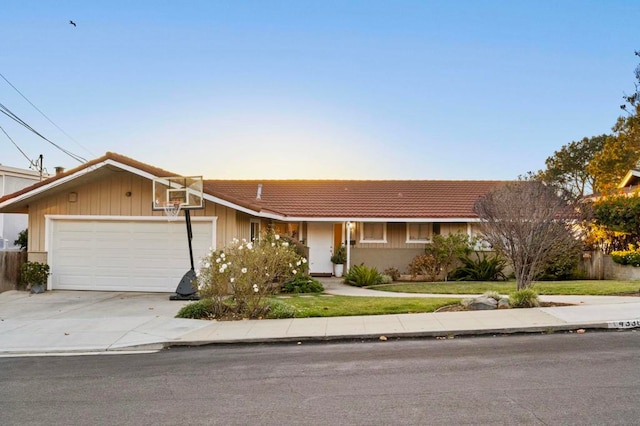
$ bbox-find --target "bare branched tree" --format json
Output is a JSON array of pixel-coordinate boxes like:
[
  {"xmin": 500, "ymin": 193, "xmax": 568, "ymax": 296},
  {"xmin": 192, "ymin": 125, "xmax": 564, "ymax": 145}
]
[{"xmin": 473, "ymin": 181, "xmax": 582, "ymax": 290}]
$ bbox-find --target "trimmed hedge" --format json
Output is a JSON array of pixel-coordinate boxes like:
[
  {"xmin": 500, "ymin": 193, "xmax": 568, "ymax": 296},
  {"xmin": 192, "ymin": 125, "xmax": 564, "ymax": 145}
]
[{"xmin": 611, "ymin": 249, "xmax": 640, "ymax": 266}]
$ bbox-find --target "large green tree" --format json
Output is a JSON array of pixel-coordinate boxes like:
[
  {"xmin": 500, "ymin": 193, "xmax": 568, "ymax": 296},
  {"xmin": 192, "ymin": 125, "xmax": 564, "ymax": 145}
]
[
  {"xmin": 537, "ymin": 134, "xmax": 608, "ymax": 197},
  {"xmin": 592, "ymin": 195, "xmax": 640, "ymax": 252},
  {"xmin": 594, "ymin": 195, "xmax": 640, "ymax": 235},
  {"xmin": 588, "ymin": 51, "xmax": 640, "ymax": 192}
]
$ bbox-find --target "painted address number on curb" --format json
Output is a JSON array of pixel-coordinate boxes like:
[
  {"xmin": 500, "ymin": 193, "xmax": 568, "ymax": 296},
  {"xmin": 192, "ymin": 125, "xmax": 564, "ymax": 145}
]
[{"xmin": 607, "ymin": 320, "xmax": 640, "ymax": 329}]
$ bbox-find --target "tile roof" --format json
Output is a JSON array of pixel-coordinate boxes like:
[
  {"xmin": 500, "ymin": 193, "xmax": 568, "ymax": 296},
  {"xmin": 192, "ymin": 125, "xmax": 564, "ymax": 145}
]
[
  {"xmin": 0, "ymin": 152, "xmax": 506, "ymax": 219},
  {"xmin": 204, "ymin": 179, "xmax": 505, "ymax": 219}
]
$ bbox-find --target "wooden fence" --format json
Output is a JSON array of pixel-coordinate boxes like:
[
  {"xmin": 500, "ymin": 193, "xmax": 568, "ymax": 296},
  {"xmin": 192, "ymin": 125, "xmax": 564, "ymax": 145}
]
[
  {"xmin": 580, "ymin": 251, "xmax": 640, "ymax": 280},
  {"xmin": 0, "ymin": 251, "xmax": 27, "ymax": 292}
]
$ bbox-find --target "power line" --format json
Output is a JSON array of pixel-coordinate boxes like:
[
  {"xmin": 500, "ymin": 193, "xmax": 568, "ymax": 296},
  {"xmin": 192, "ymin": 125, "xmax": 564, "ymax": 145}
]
[
  {"xmin": 0, "ymin": 124, "xmax": 37, "ymax": 168},
  {"xmin": 0, "ymin": 71, "xmax": 95, "ymax": 158},
  {"xmin": 0, "ymin": 102, "xmax": 87, "ymax": 163}
]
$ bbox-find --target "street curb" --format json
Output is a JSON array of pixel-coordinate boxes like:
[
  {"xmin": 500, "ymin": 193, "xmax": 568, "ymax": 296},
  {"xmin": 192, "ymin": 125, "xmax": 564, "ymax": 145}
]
[
  {"xmin": 162, "ymin": 322, "xmax": 615, "ymax": 349},
  {"xmin": 3, "ymin": 321, "xmax": 637, "ymax": 357},
  {"xmin": 0, "ymin": 347, "xmax": 163, "ymax": 357}
]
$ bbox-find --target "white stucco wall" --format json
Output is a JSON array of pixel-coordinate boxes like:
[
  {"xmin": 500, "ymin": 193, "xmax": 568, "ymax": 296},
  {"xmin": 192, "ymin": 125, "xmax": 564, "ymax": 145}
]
[{"xmin": 0, "ymin": 166, "xmax": 43, "ymax": 250}]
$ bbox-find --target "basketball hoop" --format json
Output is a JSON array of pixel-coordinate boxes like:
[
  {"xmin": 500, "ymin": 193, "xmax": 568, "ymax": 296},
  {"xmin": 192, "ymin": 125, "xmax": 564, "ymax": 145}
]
[
  {"xmin": 150, "ymin": 175, "xmax": 203, "ymax": 300},
  {"xmin": 163, "ymin": 202, "xmax": 182, "ymax": 220}
]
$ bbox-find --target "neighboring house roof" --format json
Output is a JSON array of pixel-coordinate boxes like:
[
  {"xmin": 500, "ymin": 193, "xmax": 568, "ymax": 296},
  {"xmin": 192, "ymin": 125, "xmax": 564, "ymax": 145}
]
[
  {"xmin": 587, "ymin": 169, "xmax": 640, "ymax": 201},
  {"xmin": 0, "ymin": 152, "xmax": 506, "ymax": 221},
  {"xmin": 0, "ymin": 165, "xmax": 46, "ymax": 181},
  {"xmin": 619, "ymin": 169, "xmax": 640, "ymax": 189}
]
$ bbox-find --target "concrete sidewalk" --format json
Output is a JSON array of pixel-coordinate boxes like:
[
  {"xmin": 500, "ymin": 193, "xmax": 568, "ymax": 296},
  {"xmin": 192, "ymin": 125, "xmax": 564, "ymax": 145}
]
[
  {"xmin": 1, "ymin": 280, "xmax": 639, "ymax": 357},
  {"xmin": 174, "ymin": 281, "xmax": 640, "ymax": 346}
]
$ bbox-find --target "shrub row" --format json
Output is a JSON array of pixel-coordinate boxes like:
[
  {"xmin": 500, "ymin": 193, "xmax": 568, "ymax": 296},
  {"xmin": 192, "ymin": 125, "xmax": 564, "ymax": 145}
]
[
  {"xmin": 177, "ymin": 297, "xmax": 298, "ymax": 320},
  {"xmin": 611, "ymin": 249, "xmax": 640, "ymax": 266}
]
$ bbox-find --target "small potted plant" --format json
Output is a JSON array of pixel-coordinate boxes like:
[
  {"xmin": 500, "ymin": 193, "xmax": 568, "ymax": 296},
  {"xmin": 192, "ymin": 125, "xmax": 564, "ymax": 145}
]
[
  {"xmin": 20, "ymin": 261, "xmax": 50, "ymax": 294},
  {"xmin": 331, "ymin": 245, "xmax": 347, "ymax": 278}
]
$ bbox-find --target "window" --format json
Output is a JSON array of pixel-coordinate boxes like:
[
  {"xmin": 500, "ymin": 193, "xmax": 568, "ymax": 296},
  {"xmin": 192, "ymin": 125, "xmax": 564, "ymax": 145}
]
[
  {"xmin": 360, "ymin": 222, "xmax": 387, "ymax": 243},
  {"xmin": 288, "ymin": 223, "xmax": 300, "ymax": 240},
  {"xmin": 433, "ymin": 222, "xmax": 441, "ymax": 235},
  {"xmin": 272, "ymin": 222, "xmax": 300, "ymax": 240},
  {"xmin": 406, "ymin": 223, "xmax": 431, "ymax": 243},
  {"xmin": 250, "ymin": 220, "xmax": 261, "ymax": 242},
  {"xmin": 272, "ymin": 223, "xmax": 286, "ymax": 237}
]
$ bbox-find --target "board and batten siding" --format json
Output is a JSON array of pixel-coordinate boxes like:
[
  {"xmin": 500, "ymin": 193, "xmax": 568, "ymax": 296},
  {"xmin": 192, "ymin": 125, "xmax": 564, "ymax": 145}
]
[
  {"xmin": 26, "ymin": 170, "xmax": 236, "ymax": 261},
  {"xmin": 235, "ymin": 213, "xmax": 252, "ymax": 242},
  {"xmin": 233, "ymin": 215, "xmax": 291, "ymax": 244},
  {"xmin": 352, "ymin": 222, "xmax": 470, "ymax": 249}
]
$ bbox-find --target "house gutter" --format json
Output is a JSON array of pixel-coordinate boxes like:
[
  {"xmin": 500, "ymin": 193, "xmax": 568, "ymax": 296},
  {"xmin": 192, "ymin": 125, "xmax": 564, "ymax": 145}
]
[{"xmin": 267, "ymin": 216, "xmax": 483, "ymax": 223}]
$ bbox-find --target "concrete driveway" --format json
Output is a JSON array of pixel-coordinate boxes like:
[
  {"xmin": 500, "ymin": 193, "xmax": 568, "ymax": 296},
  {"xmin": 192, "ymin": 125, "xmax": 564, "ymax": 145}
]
[{"xmin": 0, "ymin": 290, "xmax": 211, "ymax": 355}]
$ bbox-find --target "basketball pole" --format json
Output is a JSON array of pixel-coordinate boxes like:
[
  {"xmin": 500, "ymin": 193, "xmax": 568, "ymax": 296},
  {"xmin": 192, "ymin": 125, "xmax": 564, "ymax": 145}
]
[
  {"xmin": 185, "ymin": 209, "xmax": 195, "ymax": 270},
  {"xmin": 170, "ymin": 209, "xmax": 199, "ymax": 300}
]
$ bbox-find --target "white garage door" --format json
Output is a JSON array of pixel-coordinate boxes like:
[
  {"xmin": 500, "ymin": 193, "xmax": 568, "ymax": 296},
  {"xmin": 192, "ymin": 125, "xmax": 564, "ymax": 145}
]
[{"xmin": 48, "ymin": 216, "xmax": 216, "ymax": 292}]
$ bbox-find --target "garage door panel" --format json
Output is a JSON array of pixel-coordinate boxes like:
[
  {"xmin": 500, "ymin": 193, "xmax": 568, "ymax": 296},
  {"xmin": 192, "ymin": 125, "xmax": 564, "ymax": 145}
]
[
  {"xmin": 57, "ymin": 258, "xmax": 91, "ymax": 268},
  {"xmin": 56, "ymin": 238, "xmax": 95, "ymax": 250},
  {"xmin": 85, "ymin": 255, "xmax": 197, "ymax": 271},
  {"xmin": 122, "ymin": 260, "xmax": 188, "ymax": 271},
  {"xmin": 95, "ymin": 235, "xmax": 132, "ymax": 245},
  {"xmin": 56, "ymin": 221, "xmax": 95, "ymax": 232},
  {"xmin": 54, "ymin": 274, "xmax": 92, "ymax": 289},
  {"xmin": 50, "ymin": 218, "xmax": 215, "ymax": 292}
]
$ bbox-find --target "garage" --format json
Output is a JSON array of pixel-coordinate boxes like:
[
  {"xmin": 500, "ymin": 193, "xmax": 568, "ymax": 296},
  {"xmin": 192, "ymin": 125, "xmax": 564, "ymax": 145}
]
[{"xmin": 47, "ymin": 216, "xmax": 217, "ymax": 292}]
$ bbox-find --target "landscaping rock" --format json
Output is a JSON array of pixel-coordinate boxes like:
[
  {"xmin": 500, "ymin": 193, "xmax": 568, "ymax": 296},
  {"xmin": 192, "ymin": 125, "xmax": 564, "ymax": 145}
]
[
  {"xmin": 498, "ymin": 298, "xmax": 510, "ymax": 309},
  {"xmin": 468, "ymin": 296, "xmax": 498, "ymax": 310}
]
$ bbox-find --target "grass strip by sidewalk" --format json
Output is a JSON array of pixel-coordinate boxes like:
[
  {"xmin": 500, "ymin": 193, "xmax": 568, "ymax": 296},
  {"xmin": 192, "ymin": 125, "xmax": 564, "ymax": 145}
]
[
  {"xmin": 370, "ymin": 280, "xmax": 640, "ymax": 295},
  {"xmin": 273, "ymin": 295, "xmax": 460, "ymax": 318}
]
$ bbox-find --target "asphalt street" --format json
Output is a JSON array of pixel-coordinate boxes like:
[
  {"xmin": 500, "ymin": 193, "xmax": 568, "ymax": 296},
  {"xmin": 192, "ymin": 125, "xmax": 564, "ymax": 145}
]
[{"xmin": 2, "ymin": 331, "xmax": 639, "ymax": 425}]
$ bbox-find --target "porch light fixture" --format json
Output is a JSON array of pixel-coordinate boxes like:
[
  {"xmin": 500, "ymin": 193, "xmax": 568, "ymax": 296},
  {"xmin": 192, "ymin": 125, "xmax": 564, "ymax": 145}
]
[{"xmin": 348, "ymin": 222, "xmax": 356, "ymax": 245}]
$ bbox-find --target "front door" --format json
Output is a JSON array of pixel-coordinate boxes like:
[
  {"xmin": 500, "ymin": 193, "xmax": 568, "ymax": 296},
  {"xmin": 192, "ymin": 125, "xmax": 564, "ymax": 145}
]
[{"xmin": 306, "ymin": 222, "xmax": 334, "ymax": 275}]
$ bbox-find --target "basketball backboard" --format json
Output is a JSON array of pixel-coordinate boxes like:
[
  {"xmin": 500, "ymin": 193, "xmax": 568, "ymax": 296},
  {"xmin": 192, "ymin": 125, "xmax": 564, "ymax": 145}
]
[{"xmin": 152, "ymin": 176, "xmax": 204, "ymax": 210}]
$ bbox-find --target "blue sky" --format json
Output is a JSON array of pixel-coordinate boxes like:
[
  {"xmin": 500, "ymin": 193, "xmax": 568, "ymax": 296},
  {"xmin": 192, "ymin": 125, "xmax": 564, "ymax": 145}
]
[{"xmin": 1, "ymin": 1, "xmax": 639, "ymax": 180}]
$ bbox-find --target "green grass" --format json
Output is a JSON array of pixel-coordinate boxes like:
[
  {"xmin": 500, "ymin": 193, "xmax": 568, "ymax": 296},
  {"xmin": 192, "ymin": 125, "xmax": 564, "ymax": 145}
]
[
  {"xmin": 370, "ymin": 280, "xmax": 640, "ymax": 296},
  {"xmin": 272, "ymin": 295, "xmax": 461, "ymax": 318}
]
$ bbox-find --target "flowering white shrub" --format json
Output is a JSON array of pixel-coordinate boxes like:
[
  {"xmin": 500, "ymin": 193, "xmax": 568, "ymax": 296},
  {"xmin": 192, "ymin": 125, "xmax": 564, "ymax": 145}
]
[{"xmin": 197, "ymin": 234, "xmax": 307, "ymax": 318}]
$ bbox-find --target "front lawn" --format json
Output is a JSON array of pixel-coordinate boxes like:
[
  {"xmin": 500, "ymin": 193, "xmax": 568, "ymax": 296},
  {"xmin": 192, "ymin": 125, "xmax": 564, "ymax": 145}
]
[
  {"xmin": 370, "ymin": 280, "xmax": 640, "ymax": 296},
  {"xmin": 273, "ymin": 295, "xmax": 461, "ymax": 318}
]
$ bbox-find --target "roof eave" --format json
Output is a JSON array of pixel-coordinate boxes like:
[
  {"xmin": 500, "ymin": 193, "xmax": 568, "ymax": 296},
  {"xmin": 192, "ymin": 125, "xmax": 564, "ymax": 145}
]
[
  {"xmin": 0, "ymin": 160, "xmax": 109, "ymax": 211},
  {"xmin": 619, "ymin": 170, "xmax": 640, "ymax": 188},
  {"xmin": 265, "ymin": 216, "xmax": 482, "ymax": 222}
]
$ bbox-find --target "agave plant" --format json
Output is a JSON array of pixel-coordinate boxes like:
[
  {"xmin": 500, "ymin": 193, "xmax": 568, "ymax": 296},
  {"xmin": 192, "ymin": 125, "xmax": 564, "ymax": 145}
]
[
  {"xmin": 344, "ymin": 264, "xmax": 382, "ymax": 287},
  {"xmin": 448, "ymin": 253, "xmax": 507, "ymax": 281}
]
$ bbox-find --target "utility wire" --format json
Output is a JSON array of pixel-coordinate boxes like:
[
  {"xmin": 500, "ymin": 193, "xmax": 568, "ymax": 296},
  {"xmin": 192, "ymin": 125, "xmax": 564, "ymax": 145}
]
[
  {"xmin": 0, "ymin": 124, "xmax": 37, "ymax": 168},
  {"xmin": 0, "ymin": 71, "xmax": 95, "ymax": 159},
  {"xmin": 0, "ymin": 102, "xmax": 86, "ymax": 163},
  {"xmin": 0, "ymin": 102, "xmax": 85, "ymax": 163}
]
